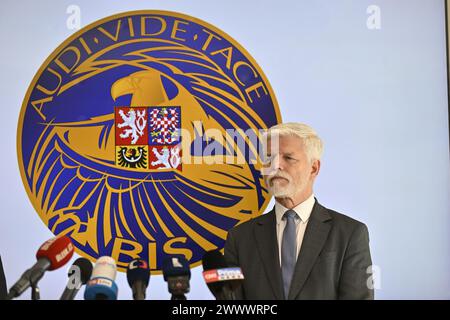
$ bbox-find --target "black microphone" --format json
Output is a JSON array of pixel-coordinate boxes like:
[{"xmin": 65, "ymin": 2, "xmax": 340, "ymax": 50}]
[
  {"xmin": 126, "ymin": 259, "xmax": 150, "ymax": 300},
  {"xmin": 202, "ymin": 250, "xmax": 244, "ymax": 300},
  {"xmin": 60, "ymin": 258, "xmax": 93, "ymax": 300},
  {"xmin": 162, "ymin": 256, "xmax": 191, "ymax": 300}
]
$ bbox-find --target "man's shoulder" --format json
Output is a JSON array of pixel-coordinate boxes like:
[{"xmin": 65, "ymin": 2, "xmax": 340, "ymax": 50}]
[
  {"xmin": 228, "ymin": 201, "xmax": 369, "ymax": 235},
  {"xmin": 228, "ymin": 210, "xmax": 274, "ymax": 234},
  {"xmin": 318, "ymin": 203, "xmax": 368, "ymax": 233}
]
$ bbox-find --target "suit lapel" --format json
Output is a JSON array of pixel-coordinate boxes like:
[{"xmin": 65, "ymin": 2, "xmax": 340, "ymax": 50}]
[
  {"xmin": 288, "ymin": 201, "xmax": 332, "ymax": 299},
  {"xmin": 253, "ymin": 208, "xmax": 284, "ymax": 300}
]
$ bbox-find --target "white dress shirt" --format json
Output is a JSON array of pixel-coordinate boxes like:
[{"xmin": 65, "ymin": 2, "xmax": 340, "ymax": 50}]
[{"xmin": 275, "ymin": 193, "xmax": 316, "ymax": 266}]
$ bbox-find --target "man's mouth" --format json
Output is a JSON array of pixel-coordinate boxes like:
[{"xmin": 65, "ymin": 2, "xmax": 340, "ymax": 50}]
[{"xmin": 270, "ymin": 176, "xmax": 289, "ymax": 184}]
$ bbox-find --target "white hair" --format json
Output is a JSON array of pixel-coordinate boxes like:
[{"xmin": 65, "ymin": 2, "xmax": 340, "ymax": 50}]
[{"xmin": 266, "ymin": 122, "xmax": 324, "ymax": 162}]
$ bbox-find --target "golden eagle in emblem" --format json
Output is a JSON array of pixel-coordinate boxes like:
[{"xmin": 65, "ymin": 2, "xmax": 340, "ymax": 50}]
[{"xmin": 26, "ymin": 38, "xmax": 272, "ymax": 268}]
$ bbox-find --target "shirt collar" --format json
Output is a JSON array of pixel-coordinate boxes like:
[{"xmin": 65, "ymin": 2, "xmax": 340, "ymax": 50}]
[{"xmin": 275, "ymin": 193, "xmax": 316, "ymax": 225}]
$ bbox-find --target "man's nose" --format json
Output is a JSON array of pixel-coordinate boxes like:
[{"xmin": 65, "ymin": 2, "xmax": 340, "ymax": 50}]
[{"xmin": 271, "ymin": 154, "xmax": 282, "ymax": 171}]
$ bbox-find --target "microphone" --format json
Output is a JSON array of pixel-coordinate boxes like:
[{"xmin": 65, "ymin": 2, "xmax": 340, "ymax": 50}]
[
  {"xmin": 126, "ymin": 259, "xmax": 150, "ymax": 300},
  {"xmin": 202, "ymin": 250, "xmax": 244, "ymax": 300},
  {"xmin": 84, "ymin": 256, "xmax": 118, "ymax": 300},
  {"xmin": 162, "ymin": 256, "xmax": 191, "ymax": 300},
  {"xmin": 60, "ymin": 257, "xmax": 93, "ymax": 300},
  {"xmin": 6, "ymin": 236, "xmax": 74, "ymax": 300}
]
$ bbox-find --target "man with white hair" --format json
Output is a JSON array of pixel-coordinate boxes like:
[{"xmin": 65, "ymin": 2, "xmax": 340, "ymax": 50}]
[{"xmin": 224, "ymin": 122, "xmax": 374, "ymax": 300}]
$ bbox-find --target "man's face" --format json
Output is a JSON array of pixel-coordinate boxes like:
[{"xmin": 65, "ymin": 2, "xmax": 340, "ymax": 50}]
[{"xmin": 263, "ymin": 135, "xmax": 319, "ymax": 199}]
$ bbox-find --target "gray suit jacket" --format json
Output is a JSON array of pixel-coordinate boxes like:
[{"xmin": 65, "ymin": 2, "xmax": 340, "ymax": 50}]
[{"xmin": 224, "ymin": 200, "xmax": 374, "ymax": 300}]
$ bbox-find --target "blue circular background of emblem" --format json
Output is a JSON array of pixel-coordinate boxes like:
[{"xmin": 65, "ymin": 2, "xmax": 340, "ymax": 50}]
[{"xmin": 17, "ymin": 11, "xmax": 280, "ymax": 272}]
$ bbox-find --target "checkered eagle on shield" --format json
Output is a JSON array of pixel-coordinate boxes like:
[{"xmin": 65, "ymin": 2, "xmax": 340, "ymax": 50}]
[{"xmin": 149, "ymin": 107, "xmax": 181, "ymax": 145}]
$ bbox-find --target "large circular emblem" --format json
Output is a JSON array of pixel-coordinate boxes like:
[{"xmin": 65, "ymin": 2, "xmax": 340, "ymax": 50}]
[{"xmin": 17, "ymin": 11, "xmax": 280, "ymax": 272}]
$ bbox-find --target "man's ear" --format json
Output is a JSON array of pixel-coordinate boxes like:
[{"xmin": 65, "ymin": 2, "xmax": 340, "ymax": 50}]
[{"xmin": 311, "ymin": 159, "xmax": 321, "ymax": 178}]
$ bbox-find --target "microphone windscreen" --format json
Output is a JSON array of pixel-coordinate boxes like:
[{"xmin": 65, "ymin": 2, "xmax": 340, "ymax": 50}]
[
  {"xmin": 91, "ymin": 256, "xmax": 117, "ymax": 280},
  {"xmin": 202, "ymin": 250, "xmax": 227, "ymax": 271},
  {"xmin": 36, "ymin": 236, "xmax": 74, "ymax": 270},
  {"xmin": 71, "ymin": 257, "xmax": 93, "ymax": 284},
  {"xmin": 84, "ymin": 256, "xmax": 118, "ymax": 300},
  {"xmin": 162, "ymin": 256, "xmax": 191, "ymax": 281},
  {"xmin": 126, "ymin": 259, "xmax": 150, "ymax": 287}
]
